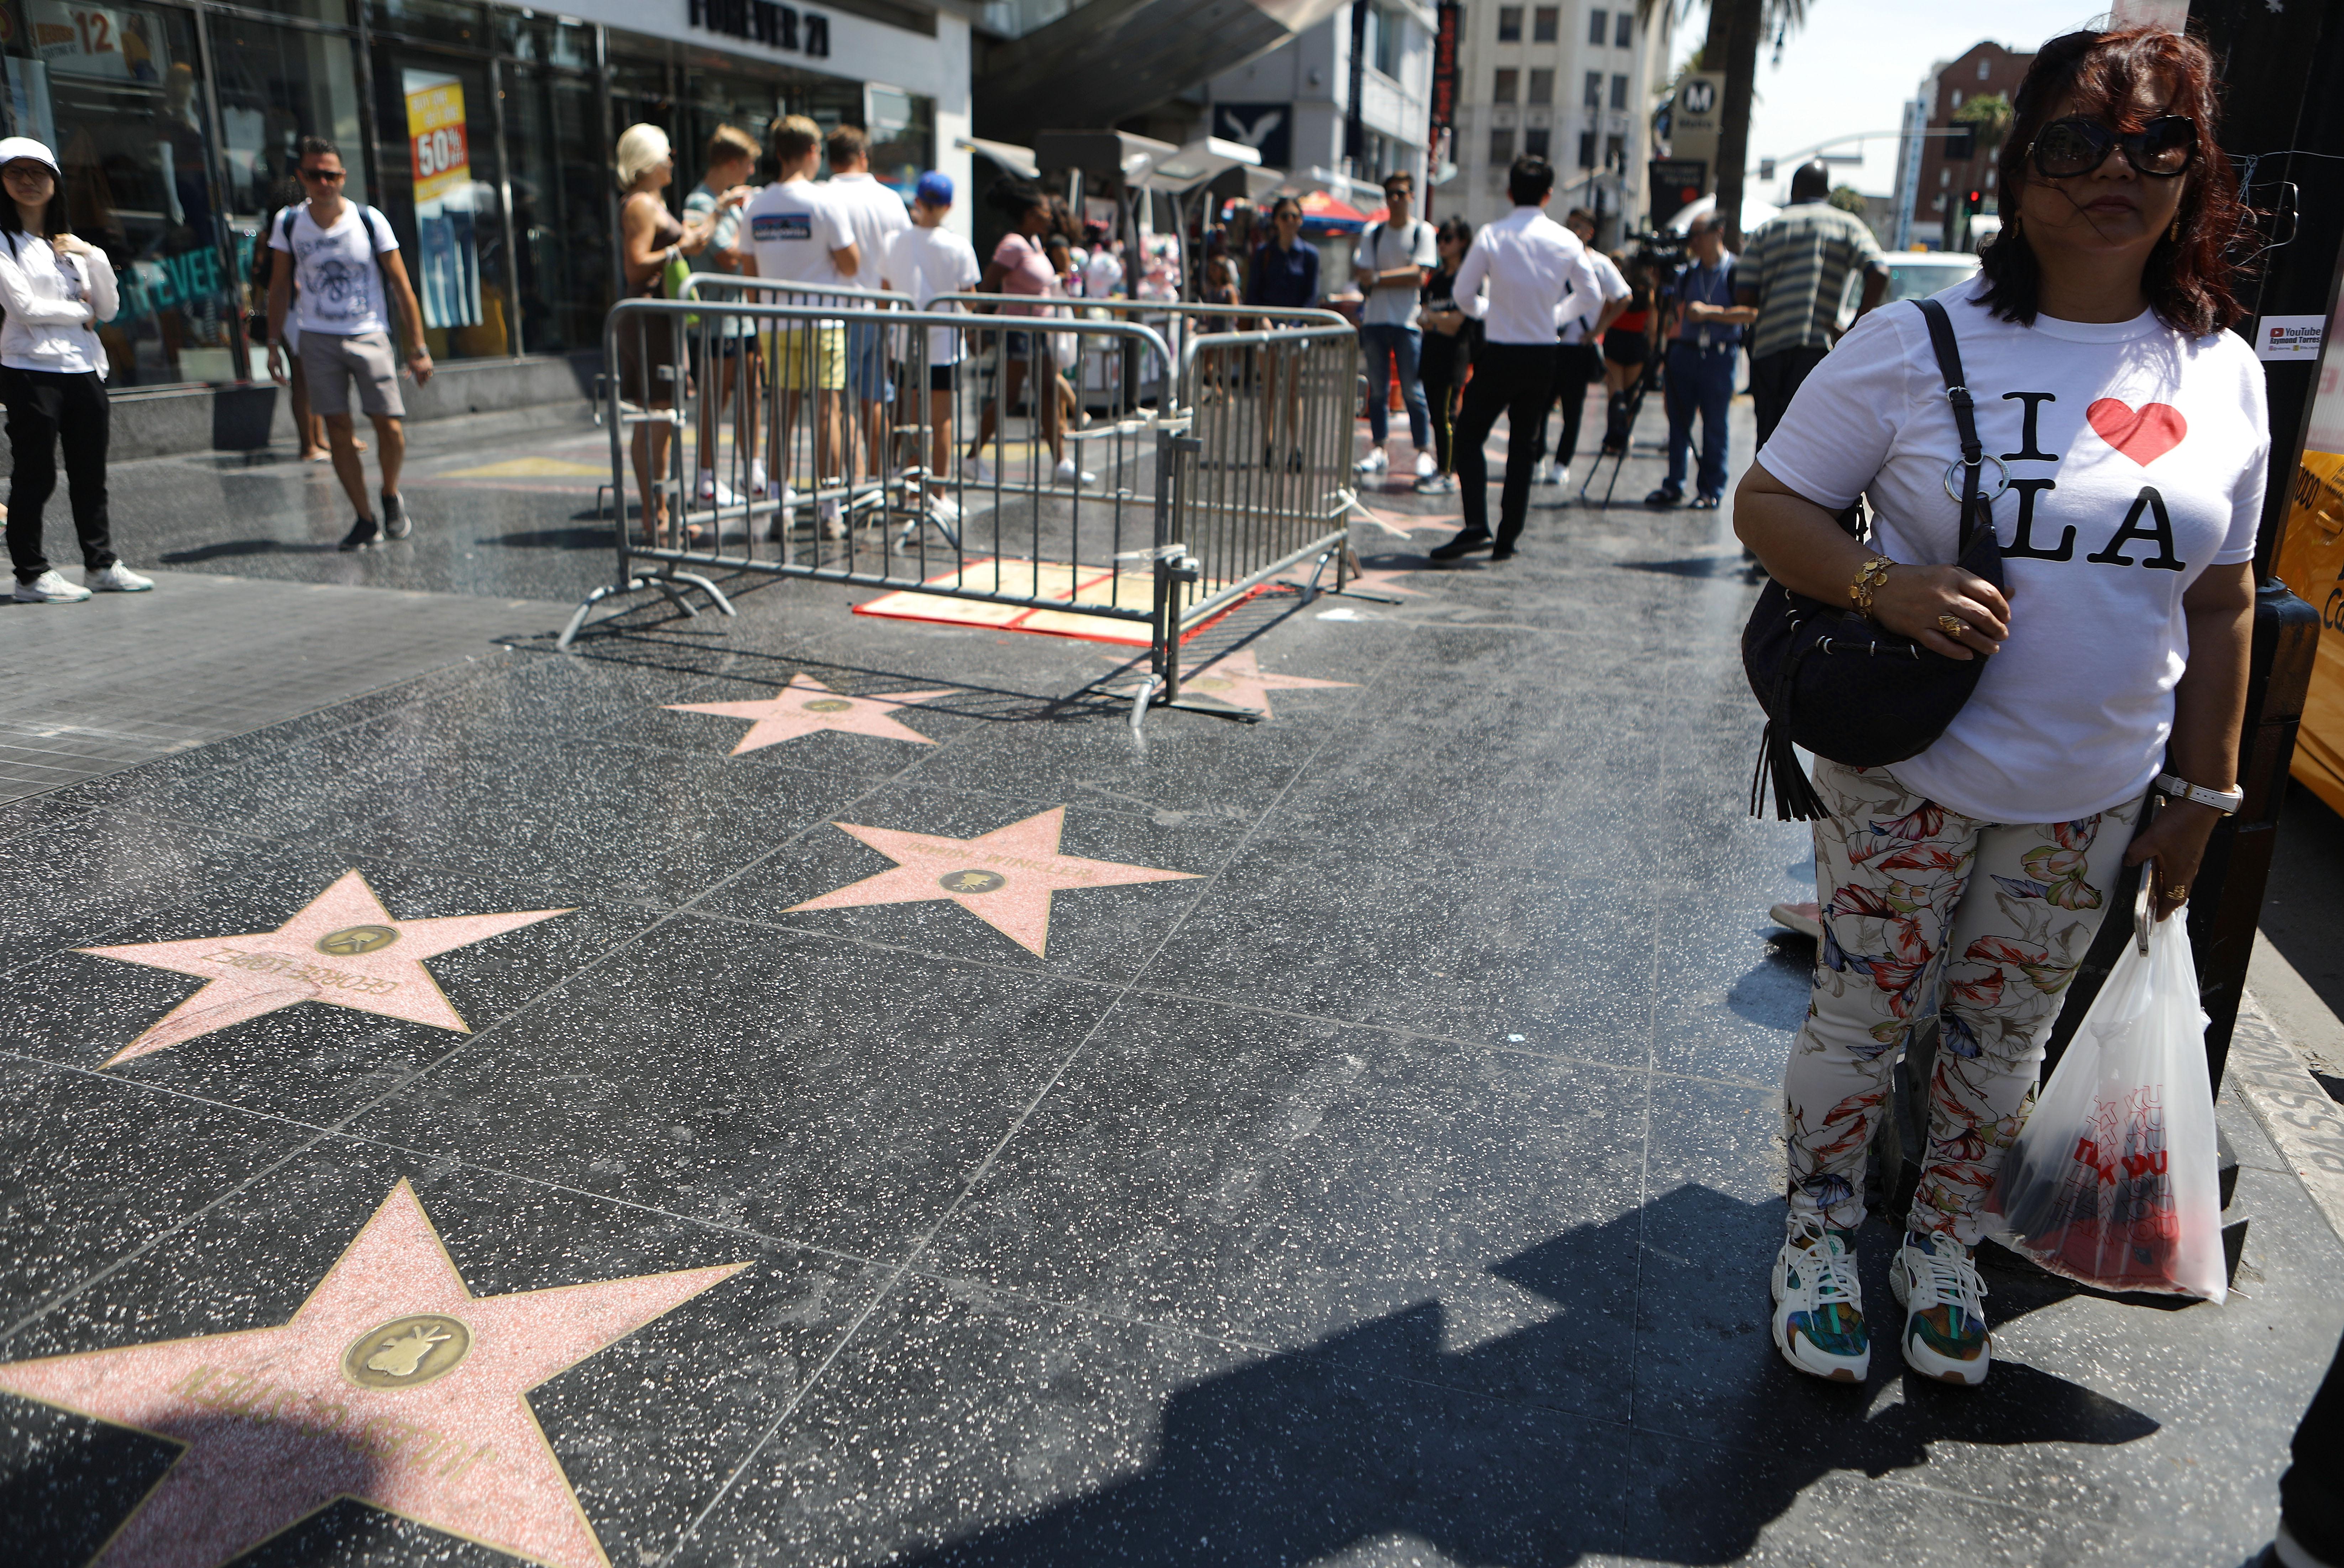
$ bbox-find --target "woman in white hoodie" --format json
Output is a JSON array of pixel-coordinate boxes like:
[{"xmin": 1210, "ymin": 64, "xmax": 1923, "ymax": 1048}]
[{"xmin": 0, "ymin": 137, "xmax": 147, "ymax": 603}]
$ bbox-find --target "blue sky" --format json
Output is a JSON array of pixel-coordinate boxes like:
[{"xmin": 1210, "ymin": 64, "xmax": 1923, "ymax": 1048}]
[{"xmin": 1679, "ymin": 2, "xmax": 2112, "ymax": 202}]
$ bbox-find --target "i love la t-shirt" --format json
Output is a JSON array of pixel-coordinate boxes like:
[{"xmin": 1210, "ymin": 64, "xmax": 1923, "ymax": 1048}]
[{"xmin": 1758, "ymin": 277, "xmax": 2268, "ymax": 824}]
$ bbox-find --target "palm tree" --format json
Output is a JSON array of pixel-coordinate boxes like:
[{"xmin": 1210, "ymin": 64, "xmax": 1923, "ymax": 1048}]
[{"xmin": 1704, "ymin": 0, "xmax": 1812, "ymax": 246}]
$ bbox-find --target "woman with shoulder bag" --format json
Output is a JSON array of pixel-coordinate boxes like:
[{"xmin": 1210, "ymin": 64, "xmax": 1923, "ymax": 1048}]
[
  {"xmin": 1733, "ymin": 27, "xmax": 2260, "ymax": 1389},
  {"xmin": 0, "ymin": 138, "xmax": 147, "ymax": 603}
]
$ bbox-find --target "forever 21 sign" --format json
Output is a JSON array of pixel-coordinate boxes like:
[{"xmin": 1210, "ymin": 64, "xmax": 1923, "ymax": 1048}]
[{"xmin": 687, "ymin": 0, "xmax": 831, "ymax": 57}]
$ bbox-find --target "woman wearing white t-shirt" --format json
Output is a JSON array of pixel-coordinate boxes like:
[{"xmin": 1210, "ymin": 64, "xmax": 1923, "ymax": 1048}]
[
  {"xmin": 1735, "ymin": 27, "xmax": 2260, "ymax": 1389},
  {"xmin": 0, "ymin": 138, "xmax": 148, "ymax": 603}
]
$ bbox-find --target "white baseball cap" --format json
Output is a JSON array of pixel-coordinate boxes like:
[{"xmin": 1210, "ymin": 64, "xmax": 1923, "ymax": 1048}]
[{"xmin": 0, "ymin": 137, "xmax": 60, "ymax": 176}]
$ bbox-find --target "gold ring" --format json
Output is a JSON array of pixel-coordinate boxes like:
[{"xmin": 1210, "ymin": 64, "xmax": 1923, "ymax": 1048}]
[
  {"xmin": 2167, "ymin": 884, "xmax": 2189, "ymax": 901},
  {"xmin": 1938, "ymin": 614, "xmax": 1971, "ymax": 636}
]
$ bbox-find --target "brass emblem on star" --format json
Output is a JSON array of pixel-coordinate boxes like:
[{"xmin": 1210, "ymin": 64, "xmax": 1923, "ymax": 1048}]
[
  {"xmin": 344, "ymin": 1312, "xmax": 473, "ymax": 1389},
  {"xmin": 316, "ymin": 924, "xmax": 400, "ymax": 956},
  {"xmin": 800, "ymin": 697, "xmax": 855, "ymax": 713},
  {"xmin": 939, "ymin": 869, "xmax": 1006, "ymax": 895}
]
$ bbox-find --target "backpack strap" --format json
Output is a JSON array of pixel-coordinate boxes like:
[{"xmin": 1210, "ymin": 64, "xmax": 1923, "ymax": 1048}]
[{"xmin": 1915, "ymin": 296, "xmax": 1994, "ymax": 555}]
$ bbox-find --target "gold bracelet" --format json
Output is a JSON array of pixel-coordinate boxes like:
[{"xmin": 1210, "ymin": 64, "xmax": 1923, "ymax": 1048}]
[{"xmin": 1849, "ymin": 555, "xmax": 1894, "ymax": 618}]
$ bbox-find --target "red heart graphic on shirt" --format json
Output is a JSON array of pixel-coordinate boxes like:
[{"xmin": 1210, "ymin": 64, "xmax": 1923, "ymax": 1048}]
[{"xmin": 2086, "ymin": 398, "xmax": 2187, "ymax": 466}]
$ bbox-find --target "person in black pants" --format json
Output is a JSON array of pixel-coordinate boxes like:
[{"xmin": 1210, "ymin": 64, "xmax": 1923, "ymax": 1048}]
[
  {"xmin": 0, "ymin": 137, "xmax": 145, "ymax": 603},
  {"xmin": 1413, "ymin": 217, "xmax": 1475, "ymax": 495},
  {"xmin": 1430, "ymin": 155, "xmax": 1602, "ymax": 563}
]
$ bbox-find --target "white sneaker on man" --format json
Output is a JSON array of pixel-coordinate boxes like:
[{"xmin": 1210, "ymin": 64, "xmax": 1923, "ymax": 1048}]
[
  {"xmin": 697, "ymin": 470, "xmax": 741, "ymax": 506},
  {"xmin": 14, "ymin": 569, "xmax": 91, "ymax": 603},
  {"xmin": 749, "ymin": 459, "xmax": 768, "ymax": 498},
  {"xmin": 962, "ymin": 455, "xmax": 994, "ymax": 484},
  {"xmin": 819, "ymin": 499, "xmax": 847, "ymax": 539},
  {"xmin": 1355, "ymin": 446, "xmax": 1389, "ymax": 476},
  {"xmin": 1890, "ymin": 1231, "xmax": 1992, "ymax": 1385},
  {"xmin": 1531, "ymin": 457, "xmax": 1559, "ymax": 486},
  {"xmin": 87, "ymin": 563, "xmax": 155, "ymax": 593},
  {"xmin": 1771, "ymin": 1215, "xmax": 1870, "ymax": 1383},
  {"xmin": 1553, "ymin": 466, "xmax": 1572, "ymax": 491},
  {"xmin": 1414, "ymin": 449, "xmax": 1437, "ymax": 480},
  {"xmin": 1413, "ymin": 472, "xmax": 1457, "ymax": 495},
  {"xmin": 1055, "ymin": 456, "xmax": 1096, "ymax": 487}
]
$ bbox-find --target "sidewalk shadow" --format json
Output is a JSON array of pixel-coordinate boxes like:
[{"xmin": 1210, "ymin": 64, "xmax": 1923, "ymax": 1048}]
[
  {"xmin": 159, "ymin": 538, "xmax": 338, "ymax": 563},
  {"xmin": 888, "ymin": 1185, "xmax": 2159, "ymax": 1567}
]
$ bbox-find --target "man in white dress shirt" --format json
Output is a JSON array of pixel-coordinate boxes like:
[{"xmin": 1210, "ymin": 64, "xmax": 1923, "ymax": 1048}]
[{"xmin": 1430, "ymin": 156, "xmax": 1603, "ymax": 562}]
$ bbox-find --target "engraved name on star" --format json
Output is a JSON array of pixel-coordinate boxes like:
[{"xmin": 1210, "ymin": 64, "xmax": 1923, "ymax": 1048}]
[
  {"xmin": 785, "ymin": 806, "xmax": 1200, "ymax": 957},
  {"xmin": 1178, "ymin": 648, "xmax": 1357, "ymax": 717},
  {"xmin": 664, "ymin": 674, "xmax": 958, "ymax": 754},
  {"xmin": 78, "ymin": 871, "xmax": 571, "ymax": 1066},
  {"xmin": 0, "ymin": 1180, "xmax": 747, "ymax": 1568}
]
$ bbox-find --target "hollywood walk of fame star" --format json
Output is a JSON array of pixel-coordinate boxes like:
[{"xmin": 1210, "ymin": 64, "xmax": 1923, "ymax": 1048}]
[
  {"xmin": 1334, "ymin": 567, "xmax": 1428, "ymax": 597},
  {"xmin": 79, "ymin": 872, "xmax": 571, "ymax": 1067},
  {"xmin": 664, "ymin": 674, "xmax": 958, "ymax": 754},
  {"xmin": 0, "ymin": 1181, "xmax": 747, "ymax": 1568},
  {"xmin": 786, "ymin": 806, "xmax": 1199, "ymax": 957},
  {"xmin": 1177, "ymin": 648, "xmax": 1357, "ymax": 717}
]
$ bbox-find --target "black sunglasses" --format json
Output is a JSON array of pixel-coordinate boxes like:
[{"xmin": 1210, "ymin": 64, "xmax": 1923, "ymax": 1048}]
[
  {"xmin": 299, "ymin": 166, "xmax": 346, "ymax": 182},
  {"xmin": 2028, "ymin": 115, "xmax": 2197, "ymax": 180}
]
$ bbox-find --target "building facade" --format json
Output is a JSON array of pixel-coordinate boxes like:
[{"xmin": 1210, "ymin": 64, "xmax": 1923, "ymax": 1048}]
[
  {"xmin": 0, "ymin": 0, "xmax": 967, "ymax": 388},
  {"xmin": 1905, "ymin": 40, "xmax": 2032, "ymax": 253},
  {"xmin": 1449, "ymin": 0, "xmax": 1667, "ymax": 242},
  {"xmin": 1198, "ymin": 0, "xmax": 1435, "ymax": 199}
]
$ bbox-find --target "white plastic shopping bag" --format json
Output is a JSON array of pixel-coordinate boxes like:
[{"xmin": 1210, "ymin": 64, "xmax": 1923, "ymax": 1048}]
[{"xmin": 1992, "ymin": 897, "xmax": 2227, "ymax": 1301}]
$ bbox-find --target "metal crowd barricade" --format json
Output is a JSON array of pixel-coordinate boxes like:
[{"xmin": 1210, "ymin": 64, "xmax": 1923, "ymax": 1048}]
[{"xmin": 565, "ymin": 284, "xmax": 1363, "ymax": 730}]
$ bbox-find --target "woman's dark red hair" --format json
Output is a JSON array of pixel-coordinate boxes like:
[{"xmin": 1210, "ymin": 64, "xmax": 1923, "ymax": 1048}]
[{"xmin": 1977, "ymin": 26, "xmax": 2246, "ymax": 337}]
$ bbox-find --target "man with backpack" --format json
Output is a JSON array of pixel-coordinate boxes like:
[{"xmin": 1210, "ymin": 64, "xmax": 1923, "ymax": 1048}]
[
  {"xmin": 266, "ymin": 136, "xmax": 434, "ymax": 551},
  {"xmin": 1352, "ymin": 170, "xmax": 1438, "ymax": 487}
]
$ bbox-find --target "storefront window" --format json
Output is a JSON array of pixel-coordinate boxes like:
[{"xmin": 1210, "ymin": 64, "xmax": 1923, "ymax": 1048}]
[
  {"xmin": 495, "ymin": 6, "xmax": 589, "ymax": 67},
  {"xmin": 503, "ymin": 61, "xmax": 606, "ymax": 354},
  {"xmin": 371, "ymin": 47, "xmax": 511, "ymax": 357},
  {"xmin": 210, "ymin": 17, "xmax": 365, "ymax": 372},
  {"xmin": 19, "ymin": 3, "xmax": 238, "ymax": 385},
  {"xmin": 367, "ymin": 0, "xmax": 485, "ymax": 47},
  {"xmin": 233, "ymin": 0, "xmax": 352, "ymax": 25},
  {"xmin": 863, "ymin": 84, "xmax": 931, "ymax": 197}
]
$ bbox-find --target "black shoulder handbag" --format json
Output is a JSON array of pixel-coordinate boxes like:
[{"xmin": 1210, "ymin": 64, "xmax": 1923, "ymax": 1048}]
[{"xmin": 1742, "ymin": 297, "xmax": 2007, "ymax": 821}]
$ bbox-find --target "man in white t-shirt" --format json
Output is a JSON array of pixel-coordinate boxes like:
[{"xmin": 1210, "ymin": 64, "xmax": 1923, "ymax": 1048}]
[
  {"xmin": 1352, "ymin": 171, "xmax": 1438, "ymax": 483},
  {"xmin": 1539, "ymin": 207, "xmax": 1632, "ymax": 486},
  {"xmin": 881, "ymin": 171, "xmax": 981, "ymax": 527},
  {"xmin": 744, "ymin": 115, "xmax": 859, "ymax": 534},
  {"xmin": 265, "ymin": 135, "xmax": 434, "ymax": 553},
  {"xmin": 824, "ymin": 124, "xmax": 912, "ymax": 482}
]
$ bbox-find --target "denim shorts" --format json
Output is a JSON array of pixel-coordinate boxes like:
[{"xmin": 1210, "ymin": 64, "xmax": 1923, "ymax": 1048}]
[{"xmin": 846, "ymin": 319, "xmax": 894, "ymax": 403}]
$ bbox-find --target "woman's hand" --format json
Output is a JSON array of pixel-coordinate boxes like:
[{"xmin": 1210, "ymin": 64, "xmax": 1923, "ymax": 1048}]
[
  {"xmin": 52, "ymin": 233, "xmax": 91, "ymax": 257},
  {"xmin": 1868, "ymin": 564, "xmax": 2011, "ymax": 660},
  {"xmin": 2124, "ymin": 798, "xmax": 2221, "ymax": 922}
]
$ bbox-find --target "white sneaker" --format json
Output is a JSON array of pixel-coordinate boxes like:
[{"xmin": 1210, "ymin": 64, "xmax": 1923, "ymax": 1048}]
[
  {"xmin": 749, "ymin": 459, "xmax": 768, "ymax": 497},
  {"xmin": 1054, "ymin": 456, "xmax": 1096, "ymax": 487},
  {"xmin": 87, "ymin": 563, "xmax": 155, "ymax": 593},
  {"xmin": 1769, "ymin": 901, "xmax": 1824, "ymax": 940},
  {"xmin": 962, "ymin": 455, "xmax": 994, "ymax": 484},
  {"xmin": 1890, "ymin": 1231, "xmax": 1992, "ymax": 1386},
  {"xmin": 1355, "ymin": 446, "xmax": 1389, "ymax": 476},
  {"xmin": 1532, "ymin": 457, "xmax": 1558, "ymax": 486},
  {"xmin": 1771, "ymin": 1216, "xmax": 1870, "ymax": 1383},
  {"xmin": 819, "ymin": 499, "xmax": 846, "ymax": 539},
  {"xmin": 1413, "ymin": 472, "xmax": 1458, "ymax": 495},
  {"xmin": 697, "ymin": 471, "xmax": 741, "ymax": 506},
  {"xmin": 1414, "ymin": 449, "xmax": 1437, "ymax": 480},
  {"xmin": 1554, "ymin": 465, "xmax": 1572, "ymax": 491},
  {"xmin": 14, "ymin": 569, "xmax": 91, "ymax": 603},
  {"xmin": 927, "ymin": 493, "xmax": 962, "ymax": 524}
]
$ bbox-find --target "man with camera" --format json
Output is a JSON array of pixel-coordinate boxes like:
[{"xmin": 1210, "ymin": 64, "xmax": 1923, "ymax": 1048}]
[{"xmin": 1646, "ymin": 214, "xmax": 1753, "ymax": 510}]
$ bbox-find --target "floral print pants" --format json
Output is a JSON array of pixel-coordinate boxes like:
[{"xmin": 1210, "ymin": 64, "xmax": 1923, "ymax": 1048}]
[{"xmin": 1784, "ymin": 758, "xmax": 2142, "ymax": 1246}]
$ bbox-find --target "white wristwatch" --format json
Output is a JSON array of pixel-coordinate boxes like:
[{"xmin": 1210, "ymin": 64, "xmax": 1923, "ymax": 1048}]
[{"xmin": 2155, "ymin": 772, "xmax": 2244, "ymax": 814}]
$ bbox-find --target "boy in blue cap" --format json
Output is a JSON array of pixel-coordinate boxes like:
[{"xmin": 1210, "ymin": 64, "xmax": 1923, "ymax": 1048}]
[{"xmin": 881, "ymin": 171, "xmax": 981, "ymax": 523}]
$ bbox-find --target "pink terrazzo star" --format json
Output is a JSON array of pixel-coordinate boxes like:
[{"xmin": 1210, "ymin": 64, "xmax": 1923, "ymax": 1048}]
[
  {"xmin": 1178, "ymin": 648, "xmax": 1357, "ymax": 717},
  {"xmin": 0, "ymin": 1181, "xmax": 747, "ymax": 1568},
  {"xmin": 665, "ymin": 674, "xmax": 957, "ymax": 754},
  {"xmin": 79, "ymin": 872, "xmax": 571, "ymax": 1067},
  {"xmin": 787, "ymin": 806, "xmax": 1199, "ymax": 957},
  {"xmin": 1336, "ymin": 567, "xmax": 1427, "ymax": 597}
]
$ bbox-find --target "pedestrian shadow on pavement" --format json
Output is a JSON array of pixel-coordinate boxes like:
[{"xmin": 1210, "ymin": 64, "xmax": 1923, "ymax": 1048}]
[
  {"xmin": 883, "ymin": 1184, "xmax": 2159, "ymax": 1567},
  {"xmin": 1615, "ymin": 554, "xmax": 1767, "ymax": 582},
  {"xmin": 159, "ymin": 538, "xmax": 340, "ymax": 563},
  {"xmin": 482, "ymin": 526, "xmax": 613, "ymax": 550}
]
